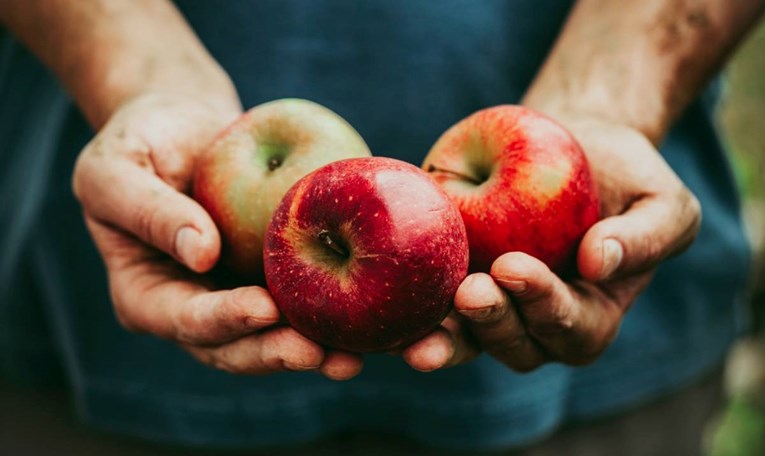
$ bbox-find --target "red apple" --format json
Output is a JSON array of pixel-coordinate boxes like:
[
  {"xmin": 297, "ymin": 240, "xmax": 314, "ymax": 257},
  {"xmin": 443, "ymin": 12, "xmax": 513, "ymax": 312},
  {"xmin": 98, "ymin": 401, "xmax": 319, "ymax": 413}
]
[
  {"xmin": 423, "ymin": 105, "xmax": 600, "ymax": 274},
  {"xmin": 194, "ymin": 99, "xmax": 370, "ymax": 280},
  {"xmin": 263, "ymin": 157, "xmax": 469, "ymax": 353}
]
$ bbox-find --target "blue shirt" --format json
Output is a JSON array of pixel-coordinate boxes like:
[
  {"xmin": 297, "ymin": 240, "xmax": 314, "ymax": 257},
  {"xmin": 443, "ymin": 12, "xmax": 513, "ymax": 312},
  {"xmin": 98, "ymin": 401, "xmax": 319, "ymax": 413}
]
[{"xmin": 0, "ymin": 1, "xmax": 751, "ymax": 450}]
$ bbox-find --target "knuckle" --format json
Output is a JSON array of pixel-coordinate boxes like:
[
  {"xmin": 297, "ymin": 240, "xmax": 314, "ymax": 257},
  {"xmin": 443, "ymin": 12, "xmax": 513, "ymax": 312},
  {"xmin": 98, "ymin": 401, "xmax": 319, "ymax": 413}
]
[
  {"xmin": 680, "ymin": 189, "xmax": 702, "ymax": 244},
  {"xmin": 220, "ymin": 287, "xmax": 252, "ymax": 324},
  {"xmin": 527, "ymin": 308, "xmax": 574, "ymax": 337},
  {"xmin": 111, "ymin": 296, "xmax": 141, "ymax": 333},
  {"xmin": 215, "ymin": 359, "xmax": 248, "ymax": 375},
  {"xmin": 123, "ymin": 142, "xmax": 155, "ymax": 171},
  {"xmin": 175, "ymin": 297, "xmax": 230, "ymax": 346},
  {"xmin": 253, "ymin": 350, "xmax": 285, "ymax": 374},
  {"xmin": 191, "ymin": 348, "xmax": 252, "ymax": 376},
  {"xmin": 549, "ymin": 309, "xmax": 575, "ymax": 332},
  {"xmin": 191, "ymin": 349, "xmax": 216, "ymax": 368},
  {"xmin": 668, "ymin": 184, "xmax": 701, "ymax": 230},
  {"xmin": 175, "ymin": 306, "xmax": 205, "ymax": 345},
  {"xmin": 71, "ymin": 152, "xmax": 96, "ymax": 205},
  {"xmin": 132, "ymin": 203, "xmax": 159, "ymax": 245},
  {"xmin": 200, "ymin": 352, "xmax": 238, "ymax": 374},
  {"xmin": 212, "ymin": 288, "xmax": 272, "ymax": 337},
  {"xmin": 72, "ymin": 134, "xmax": 111, "ymax": 203},
  {"xmin": 262, "ymin": 327, "xmax": 310, "ymax": 371},
  {"xmin": 529, "ymin": 322, "xmax": 567, "ymax": 338},
  {"xmin": 680, "ymin": 186, "xmax": 701, "ymax": 217},
  {"xmin": 71, "ymin": 159, "xmax": 86, "ymax": 203},
  {"xmin": 632, "ymin": 224, "xmax": 665, "ymax": 267},
  {"xmin": 644, "ymin": 238, "xmax": 664, "ymax": 264}
]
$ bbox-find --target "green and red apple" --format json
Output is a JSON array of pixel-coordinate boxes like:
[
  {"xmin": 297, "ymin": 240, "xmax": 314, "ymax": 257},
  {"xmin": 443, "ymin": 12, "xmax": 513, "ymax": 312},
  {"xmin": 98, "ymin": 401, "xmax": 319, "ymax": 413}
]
[
  {"xmin": 424, "ymin": 105, "xmax": 600, "ymax": 274},
  {"xmin": 194, "ymin": 99, "xmax": 371, "ymax": 280},
  {"xmin": 263, "ymin": 157, "xmax": 469, "ymax": 353}
]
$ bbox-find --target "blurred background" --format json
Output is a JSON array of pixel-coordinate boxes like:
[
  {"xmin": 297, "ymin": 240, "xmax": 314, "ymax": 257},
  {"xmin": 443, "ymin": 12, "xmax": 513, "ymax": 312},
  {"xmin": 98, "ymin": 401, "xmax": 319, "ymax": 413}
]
[
  {"xmin": 0, "ymin": 16, "xmax": 762, "ymax": 456},
  {"xmin": 706, "ymin": 19, "xmax": 765, "ymax": 456}
]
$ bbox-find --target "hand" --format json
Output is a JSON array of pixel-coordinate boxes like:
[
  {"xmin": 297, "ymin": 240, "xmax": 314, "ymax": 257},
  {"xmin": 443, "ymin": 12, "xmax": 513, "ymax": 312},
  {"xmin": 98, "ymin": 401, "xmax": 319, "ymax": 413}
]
[
  {"xmin": 402, "ymin": 115, "xmax": 701, "ymax": 372},
  {"xmin": 72, "ymin": 92, "xmax": 363, "ymax": 380}
]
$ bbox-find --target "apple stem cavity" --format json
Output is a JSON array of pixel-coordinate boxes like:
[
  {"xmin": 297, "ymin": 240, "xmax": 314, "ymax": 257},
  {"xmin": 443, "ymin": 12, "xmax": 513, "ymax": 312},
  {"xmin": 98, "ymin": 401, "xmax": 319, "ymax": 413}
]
[
  {"xmin": 268, "ymin": 156, "xmax": 283, "ymax": 171},
  {"xmin": 426, "ymin": 164, "xmax": 484, "ymax": 185},
  {"xmin": 259, "ymin": 142, "xmax": 290, "ymax": 171},
  {"xmin": 318, "ymin": 230, "xmax": 350, "ymax": 258}
]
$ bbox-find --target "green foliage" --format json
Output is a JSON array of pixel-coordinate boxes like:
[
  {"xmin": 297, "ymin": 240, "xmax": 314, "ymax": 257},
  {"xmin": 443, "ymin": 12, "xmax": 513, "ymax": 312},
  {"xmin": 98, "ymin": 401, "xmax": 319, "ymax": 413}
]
[
  {"xmin": 720, "ymin": 22, "xmax": 765, "ymax": 200},
  {"xmin": 707, "ymin": 398, "xmax": 765, "ymax": 456}
]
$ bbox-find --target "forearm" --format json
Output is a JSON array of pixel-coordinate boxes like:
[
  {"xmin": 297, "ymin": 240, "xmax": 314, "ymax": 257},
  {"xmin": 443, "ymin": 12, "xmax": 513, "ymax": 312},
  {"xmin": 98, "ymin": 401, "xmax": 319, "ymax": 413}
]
[
  {"xmin": 523, "ymin": 0, "xmax": 765, "ymax": 144},
  {"xmin": 0, "ymin": 0, "xmax": 239, "ymax": 128}
]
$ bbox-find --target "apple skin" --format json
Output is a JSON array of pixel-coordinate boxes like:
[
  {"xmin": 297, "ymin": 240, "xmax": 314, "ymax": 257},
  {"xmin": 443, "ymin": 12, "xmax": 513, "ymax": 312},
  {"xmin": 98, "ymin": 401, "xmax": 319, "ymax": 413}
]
[
  {"xmin": 194, "ymin": 99, "xmax": 370, "ymax": 280},
  {"xmin": 263, "ymin": 157, "xmax": 469, "ymax": 353},
  {"xmin": 423, "ymin": 105, "xmax": 600, "ymax": 274}
]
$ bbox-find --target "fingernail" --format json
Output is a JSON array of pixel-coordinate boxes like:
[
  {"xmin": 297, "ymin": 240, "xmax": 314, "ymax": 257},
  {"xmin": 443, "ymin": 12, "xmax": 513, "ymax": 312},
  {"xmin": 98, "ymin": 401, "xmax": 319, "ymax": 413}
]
[
  {"xmin": 601, "ymin": 238, "xmax": 623, "ymax": 279},
  {"xmin": 284, "ymin": 361, "xmax": 318, "ymax": 372},
  {"xmin": 458, "ymin": 306, "xmax": 497, "ymax": 322},
  {"xmin": 495, "ymin": 279, "xmax": 528, "ymax": 294},
  {"xmin": 175, "ymin": 227, "xmax": 199, "ymax": 267},
  {"xmin": 244, "ymin": 315, "xmax": 274, "ymax": 329}
]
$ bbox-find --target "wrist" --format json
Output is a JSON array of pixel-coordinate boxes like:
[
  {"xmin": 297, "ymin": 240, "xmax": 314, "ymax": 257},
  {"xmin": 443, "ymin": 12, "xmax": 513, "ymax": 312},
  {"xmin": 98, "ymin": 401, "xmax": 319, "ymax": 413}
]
[
  {"xmin": 77, "ymin": 46, "xmax": 240, "ymax": 129},
  {"xmin": 521, "ymin": 78, "xmax": 669, "ymax": 146},
  {"xmin": 2, "ymin": 0, "xmax": 240, "ymax": 129},
  {"xmin": 522, "ymin": 0, "xmax": 765, "ymax": 147}
]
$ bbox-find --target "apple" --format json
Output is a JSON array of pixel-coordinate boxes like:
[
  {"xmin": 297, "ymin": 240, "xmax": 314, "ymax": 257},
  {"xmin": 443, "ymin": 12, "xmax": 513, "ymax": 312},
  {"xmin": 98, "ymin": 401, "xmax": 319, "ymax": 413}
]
[
  {"xmin": 194, "ymin": 99, "xmax": 371, "ymax": 280},
  {"xmin": 263, "ymin": 157, "xmax": 469, "ymax": 353},
  {"xmin": 423, "ymin": 105, "xmax": 600, "ymax": 274}
]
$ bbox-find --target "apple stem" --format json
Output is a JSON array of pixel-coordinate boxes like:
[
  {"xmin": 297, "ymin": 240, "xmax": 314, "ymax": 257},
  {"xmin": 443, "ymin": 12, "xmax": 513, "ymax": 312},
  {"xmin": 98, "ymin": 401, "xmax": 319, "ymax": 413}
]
[
  {"xmin": 318, "ymin": 230, "xmax": 349, "ymax": 258},
  {"xmin": 426, "ymin": 164, "xmax": 482, "ymax": 185},
  {"xmin": 268, "ymin": 157, "xmax": 283, "ymax": 171}
]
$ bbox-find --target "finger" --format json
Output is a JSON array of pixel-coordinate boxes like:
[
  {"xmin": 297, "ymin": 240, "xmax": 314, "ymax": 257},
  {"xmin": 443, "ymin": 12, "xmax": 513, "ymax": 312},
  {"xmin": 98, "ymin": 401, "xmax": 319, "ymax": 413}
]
[
  {"xmin": 402, "ymin": 314, "xmax": 478, "ymax": 372},
  {"xmin": 88, "ymin": 219, "xmax": 278, "ymax": 346},
  {"xmin": 184, "ymin": 326, "xmax": 325, "ymax": 375},
  {"xmin": 455, "ymin": 273, "xmax": 546, "ymax": 372},
  {"xmin": 319, "ymin": 351, "xmax": 364, "ymax": 381},
  {"xmin": 578, "ymin": 192, "xmax": 701, "ymax": 281},
  {"xmin": 490, "ymin": 256, "xmax": 574, "ymax": 335},
  {"xmin": 491, "ymin": 252, "xmax": 622, "ymax": 364},
  {"xmin": 74, "ymin": 153, "xmax": 220, "ymax": 273},
  {"xmin": 402, "ymin": 328, "xmax": 452, "ymax": 372}
]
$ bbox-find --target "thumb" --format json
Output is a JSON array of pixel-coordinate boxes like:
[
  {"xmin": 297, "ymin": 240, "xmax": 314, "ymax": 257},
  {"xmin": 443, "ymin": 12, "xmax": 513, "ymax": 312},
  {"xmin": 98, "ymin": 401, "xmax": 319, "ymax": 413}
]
[
  {"xmin": 578, "ymin": 193, "xmax": 701, "ymax": 281},
  {"xmin": 74, "ymin": 155, "xmax": 220, "ymax": 272}
]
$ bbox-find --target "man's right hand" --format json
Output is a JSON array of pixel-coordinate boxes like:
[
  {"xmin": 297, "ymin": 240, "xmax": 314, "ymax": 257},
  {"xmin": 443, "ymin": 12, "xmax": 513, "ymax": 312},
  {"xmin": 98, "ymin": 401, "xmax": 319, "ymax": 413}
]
[
  {"xmin": 3, "ymin": 0, "xmax": 364, "ymax": 379},
  {"xmin": 72, "ymin": 92, "xmax": 363, "ymax": 380}
]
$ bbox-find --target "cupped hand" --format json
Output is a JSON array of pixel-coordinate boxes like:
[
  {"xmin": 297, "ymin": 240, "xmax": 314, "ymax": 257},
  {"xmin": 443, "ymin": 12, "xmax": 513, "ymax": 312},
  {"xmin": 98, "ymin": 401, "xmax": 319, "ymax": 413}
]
[
  {"xmin": 403, "ymin": 115, "xmax": 701, "ymax": 372},
  {"xmin": 72, "ymin": 92, "xmax": 363, "ymax": 380}
]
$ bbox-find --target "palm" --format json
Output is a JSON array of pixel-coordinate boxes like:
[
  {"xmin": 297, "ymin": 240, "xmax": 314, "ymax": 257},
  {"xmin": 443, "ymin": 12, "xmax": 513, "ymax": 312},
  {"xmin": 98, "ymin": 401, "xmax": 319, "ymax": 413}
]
[
  {"xmin": 403, "ymin": 114, "xmax": 701, "ymax": 372},
  {"xmin": 73, "ymin": 93, "xmax": 363, "ymax": 380}
]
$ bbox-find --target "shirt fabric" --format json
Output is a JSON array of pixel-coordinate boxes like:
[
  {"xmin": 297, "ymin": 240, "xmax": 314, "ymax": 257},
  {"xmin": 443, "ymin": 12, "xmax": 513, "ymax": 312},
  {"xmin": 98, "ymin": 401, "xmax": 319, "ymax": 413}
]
[{"xmin": 0, "ymin": 1, "xmax": 751, "ymax": 451}]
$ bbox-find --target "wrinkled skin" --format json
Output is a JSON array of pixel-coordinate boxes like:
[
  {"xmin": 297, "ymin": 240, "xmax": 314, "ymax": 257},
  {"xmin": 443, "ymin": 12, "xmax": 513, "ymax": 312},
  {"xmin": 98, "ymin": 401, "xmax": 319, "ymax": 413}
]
[
  {"xmin": 401, "ymin": 114, "xmax": 701, "ymax": 373},
  {"xmin": 73, "ymin": 93, "xmax": 364, "ymax": 380}
]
